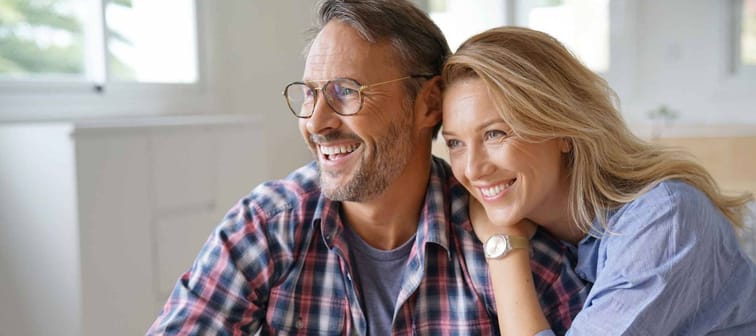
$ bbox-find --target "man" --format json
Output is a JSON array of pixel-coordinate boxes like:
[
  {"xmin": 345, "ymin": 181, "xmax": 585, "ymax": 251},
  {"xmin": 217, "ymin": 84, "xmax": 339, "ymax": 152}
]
[{"xmin": 148, "ymin": 0, "xmax": 587, "ymax": 334}]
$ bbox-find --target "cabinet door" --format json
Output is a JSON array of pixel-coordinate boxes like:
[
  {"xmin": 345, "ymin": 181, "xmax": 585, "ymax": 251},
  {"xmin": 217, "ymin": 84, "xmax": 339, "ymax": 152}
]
[
  {"xmin": 76, "ymin": 121, "xmax": 269, "ymax": 335},
  {"xmin": 75, "ymin": 130, "xmax": 155, "ymax": 336},
  {"xmin": 149, "ymin": 127, "xmax": 223, "ymax": 312}
]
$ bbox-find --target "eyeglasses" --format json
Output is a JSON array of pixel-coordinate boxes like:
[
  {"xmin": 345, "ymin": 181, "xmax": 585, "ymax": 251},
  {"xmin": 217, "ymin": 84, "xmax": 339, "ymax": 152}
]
[{"xmin": 283, "ymin": 74, "xmax": 433, "ymax": 118}]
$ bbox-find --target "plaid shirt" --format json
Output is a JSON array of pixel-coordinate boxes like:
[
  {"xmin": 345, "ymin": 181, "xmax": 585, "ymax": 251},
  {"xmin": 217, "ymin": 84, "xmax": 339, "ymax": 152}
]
[{"xmin": 148, "ymin": 157, "xmax": 588, "ymax": 335}]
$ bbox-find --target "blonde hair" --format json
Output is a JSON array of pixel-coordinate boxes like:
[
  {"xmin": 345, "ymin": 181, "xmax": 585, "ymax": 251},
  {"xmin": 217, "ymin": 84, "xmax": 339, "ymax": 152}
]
[{"xmin": 442, "ymin": 26, "xmax": 753, "ymax": 234}]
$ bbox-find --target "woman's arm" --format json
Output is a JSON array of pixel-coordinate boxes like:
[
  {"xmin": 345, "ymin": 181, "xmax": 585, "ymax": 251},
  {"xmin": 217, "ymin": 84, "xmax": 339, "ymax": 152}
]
[
  {"xmin": 469, "ymin": 198, "xmax": 552, "ymax": 336},
  {"xmin": 488, "ymin": 248, "xmax": 551, "ymax": 335}
]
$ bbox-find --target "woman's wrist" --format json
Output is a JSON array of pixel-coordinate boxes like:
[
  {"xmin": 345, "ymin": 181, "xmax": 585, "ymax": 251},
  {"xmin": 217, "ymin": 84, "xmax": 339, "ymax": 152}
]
[
  {"xmin": 486, "ymin": 246, "xmax": 531, "ymax": 267},
  {"xmin": 480, "ymin": 223, "xmax": 537, "ymax": 243},
  {"xmin": 486, "ymin": 243, "xmax": 550, "ymax": 334}
]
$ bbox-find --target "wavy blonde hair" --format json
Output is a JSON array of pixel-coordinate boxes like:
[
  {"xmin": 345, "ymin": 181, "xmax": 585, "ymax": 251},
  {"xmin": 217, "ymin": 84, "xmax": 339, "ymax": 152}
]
[{"xmin": 442, "ymin": 26, "xmax": 753, "ymax": 234}]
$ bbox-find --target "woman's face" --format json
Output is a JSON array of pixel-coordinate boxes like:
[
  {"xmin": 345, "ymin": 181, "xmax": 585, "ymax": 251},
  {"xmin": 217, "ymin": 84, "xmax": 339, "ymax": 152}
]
[{"xmin": 442, "ymin": 78, "xmax": 571, "ymax": 228}]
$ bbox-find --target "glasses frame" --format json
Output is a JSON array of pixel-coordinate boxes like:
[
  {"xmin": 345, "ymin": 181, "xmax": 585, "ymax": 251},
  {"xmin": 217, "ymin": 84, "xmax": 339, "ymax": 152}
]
[{"xmin": 283, "ymin": 74, "xmax": 434, "ymax": 118}]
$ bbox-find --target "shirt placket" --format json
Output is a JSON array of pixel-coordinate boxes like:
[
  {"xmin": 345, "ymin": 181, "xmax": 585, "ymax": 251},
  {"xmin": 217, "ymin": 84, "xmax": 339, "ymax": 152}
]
[{"xmin": 325, "ymin": 224, "xmax": 368, "ymax": 335}]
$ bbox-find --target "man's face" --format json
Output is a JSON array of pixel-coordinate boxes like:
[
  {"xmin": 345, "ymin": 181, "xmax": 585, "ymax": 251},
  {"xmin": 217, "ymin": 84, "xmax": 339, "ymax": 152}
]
[{"xmin": 299, "ymin": 21, "xmax": 417, "ymax": 202}]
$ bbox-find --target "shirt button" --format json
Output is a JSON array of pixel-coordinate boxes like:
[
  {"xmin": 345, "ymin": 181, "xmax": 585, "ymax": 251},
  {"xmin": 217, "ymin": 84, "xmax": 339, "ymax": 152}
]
[
  {"xmin": 295, "ymin": 318, "xmax": 303, "ymax": 329},
  {"xmin": 346, "ymin": 273, "xmax": 352, "ymax": 281}
]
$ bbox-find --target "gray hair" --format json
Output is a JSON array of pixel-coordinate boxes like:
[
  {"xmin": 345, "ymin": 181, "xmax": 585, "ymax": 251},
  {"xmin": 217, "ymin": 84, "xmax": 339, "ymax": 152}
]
[{"xmin": 308, "ymin": 0, "xmax": 451, "ymax": 135}]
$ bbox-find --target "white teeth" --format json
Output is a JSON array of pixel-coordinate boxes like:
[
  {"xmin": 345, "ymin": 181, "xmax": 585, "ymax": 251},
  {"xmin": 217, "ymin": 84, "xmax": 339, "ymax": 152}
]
[
  {"xmin": 480, "ymin": 180, "xmax": 515, "ymax": 197},
  {"xmin": 320, "ymin": 143, "xmax": 359, "ymax": 155}
]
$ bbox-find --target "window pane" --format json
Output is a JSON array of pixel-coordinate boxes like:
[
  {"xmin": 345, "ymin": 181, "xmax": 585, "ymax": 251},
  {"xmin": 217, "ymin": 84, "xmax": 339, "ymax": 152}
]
[
  {"xmin": 0, "ymin": 0, "xmax": 87, "ymax": 79},
  {"xmin": 515, "ymin": 0, "xmax": 609, "ymax": 73},
  {"xmin": 428, "ymin": 0, "xmax": 507, "ymax": 51},
  {"xmin": 105, "ymin": 0, "xmax": 197, "ymax": 83},
  {"xmin": 742, "ymin": 0, "xmax": 756, "ymax": 66}
]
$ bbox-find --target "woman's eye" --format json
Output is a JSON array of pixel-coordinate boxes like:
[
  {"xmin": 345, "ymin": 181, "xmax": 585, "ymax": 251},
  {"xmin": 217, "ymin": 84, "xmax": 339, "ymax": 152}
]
[
  {"xmin": 484, "ymin": 130, "xmax": 508, "ymax": 141},
  {"xmin": 445, "ymin": 139, "xmax": 462, "ymax": 149}
]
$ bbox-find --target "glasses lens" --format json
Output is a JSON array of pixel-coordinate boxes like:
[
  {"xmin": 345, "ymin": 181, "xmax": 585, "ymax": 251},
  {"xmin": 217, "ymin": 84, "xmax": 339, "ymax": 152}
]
[
  {"xmin": 325, "ymin": 78, "xmax": 362, "ymax": 115},
  {"xmin": 285, "ymin": 83, "xmax": 314, "ymax": 117}
]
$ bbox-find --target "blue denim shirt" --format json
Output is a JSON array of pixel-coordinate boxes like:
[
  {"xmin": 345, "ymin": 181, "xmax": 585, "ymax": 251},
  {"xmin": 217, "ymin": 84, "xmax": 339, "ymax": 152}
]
[{"xmin": 539, "ymin": 180, "xmax": 756, "ymax": 335}]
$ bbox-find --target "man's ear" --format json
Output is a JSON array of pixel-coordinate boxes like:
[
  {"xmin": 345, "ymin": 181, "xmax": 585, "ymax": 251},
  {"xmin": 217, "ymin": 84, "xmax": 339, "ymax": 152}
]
[{"xmin": 414, "ymin": 76, "xmax": 442, "ymax": 128}]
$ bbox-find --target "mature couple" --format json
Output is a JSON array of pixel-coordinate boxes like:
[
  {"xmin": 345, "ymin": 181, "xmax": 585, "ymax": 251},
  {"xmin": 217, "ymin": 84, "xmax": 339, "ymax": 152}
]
[{"xmin": 147, "ymin": 0, "xmax": 756, "ymax": 335}]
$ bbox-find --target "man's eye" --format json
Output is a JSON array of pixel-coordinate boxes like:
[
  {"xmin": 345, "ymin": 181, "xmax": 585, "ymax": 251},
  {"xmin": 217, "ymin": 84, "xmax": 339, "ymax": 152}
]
[
  {"xmin": 333, "ymin": 84, "xmax": 358, "ymax": 97},
  {"xmin": 302, "ymin": 87, "xmax": 315, "ymax": 99},
  {"xmin": 484, "ymin": 130, "xmax": 508, "ymax": 141}
]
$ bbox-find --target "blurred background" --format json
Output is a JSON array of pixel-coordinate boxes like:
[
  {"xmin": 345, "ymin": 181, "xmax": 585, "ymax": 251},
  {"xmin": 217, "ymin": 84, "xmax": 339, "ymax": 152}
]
[{"xmin": 0, "ymin": 0, "xmax": 754, "ymax": 335}]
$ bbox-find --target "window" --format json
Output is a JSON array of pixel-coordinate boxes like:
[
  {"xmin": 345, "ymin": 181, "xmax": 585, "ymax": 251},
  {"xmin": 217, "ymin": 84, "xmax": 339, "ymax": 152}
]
[
  {"xmin": 513, "ymin": 0, "xmax": 609, "ymax": 73},
  {"xmin": 105, "ymin": 0, "xmax": 197, "ymax": 83},
  {"xmin": 736, "ymin": 0, "xmax": 756, "ymax": 72},
  {"xmin": 0, "ymin": 0, "xmax": 89, "ymax": 80},
  {"xmin": 0, "ymin": 0, "xmax": 198, "ymax": 84},
  {"xmin": 426, "ymin": 0, "xmax": 609, "ymax": 73},
  {"xmin": 428, "ymin": 0, "xmax": 507, "ymax": 51}
]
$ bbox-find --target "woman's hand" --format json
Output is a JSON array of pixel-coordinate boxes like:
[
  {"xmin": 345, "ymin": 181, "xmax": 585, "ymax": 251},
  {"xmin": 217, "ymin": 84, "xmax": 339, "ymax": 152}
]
[{"xmin": 468, "ymin": 196, "xmax": 537, "ymax": 243}]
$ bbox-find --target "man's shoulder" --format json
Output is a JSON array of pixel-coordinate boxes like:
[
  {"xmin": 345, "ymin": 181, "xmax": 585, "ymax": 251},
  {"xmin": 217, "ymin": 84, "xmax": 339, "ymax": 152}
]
[
  {"xmin": 244, "ymin": 161, "xmax": 322, "ymax": 218},
  {"xmin": 215, "ymin": 162, "xmax": 321, "ymax": 248}
]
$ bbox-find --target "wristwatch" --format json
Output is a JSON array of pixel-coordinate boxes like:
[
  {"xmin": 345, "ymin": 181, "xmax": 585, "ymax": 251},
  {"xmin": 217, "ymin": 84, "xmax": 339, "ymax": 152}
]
[{"xmin": 483, "ymin": 234, "xmax": 529, "ymax": 259}]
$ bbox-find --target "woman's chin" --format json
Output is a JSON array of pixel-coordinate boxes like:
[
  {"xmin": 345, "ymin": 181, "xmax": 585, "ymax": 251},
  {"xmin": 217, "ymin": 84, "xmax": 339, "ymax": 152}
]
[{"xmin": 483, "ymin": 207, "xmax": 519, "ymax": 227}]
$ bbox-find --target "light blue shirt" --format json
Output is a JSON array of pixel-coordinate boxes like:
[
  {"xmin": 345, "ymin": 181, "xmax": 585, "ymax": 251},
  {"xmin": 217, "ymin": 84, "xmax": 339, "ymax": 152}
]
[{"xmin": 539, "ymin": 180, "xmax": 756, "ymax": 335}]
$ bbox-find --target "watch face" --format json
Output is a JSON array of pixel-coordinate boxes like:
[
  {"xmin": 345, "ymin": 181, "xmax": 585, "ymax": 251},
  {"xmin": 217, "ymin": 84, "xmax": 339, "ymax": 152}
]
[{"xmin": 485, "ymin": 235, "xmax": 510, "ymax": 258}]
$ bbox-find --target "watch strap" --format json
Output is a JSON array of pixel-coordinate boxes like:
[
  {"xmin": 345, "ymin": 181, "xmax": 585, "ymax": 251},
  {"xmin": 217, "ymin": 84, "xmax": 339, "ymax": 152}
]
[{"xmin": 507, "ymin": 235, "xmax": 529, "ymax": 250}]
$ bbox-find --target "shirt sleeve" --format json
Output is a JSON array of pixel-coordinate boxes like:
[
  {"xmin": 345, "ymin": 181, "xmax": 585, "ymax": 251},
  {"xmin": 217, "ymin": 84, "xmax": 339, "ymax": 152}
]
[
  {"xmin": 535, "ymin": 329, "xmax": 557, "ymax": 336},
  {"xmin": 567, "ymin": 182, "xmax": 741, "ymax": 335},
  {"xmin": 146, "ymin": 198, "xmax": 278, "ymax": 335}
]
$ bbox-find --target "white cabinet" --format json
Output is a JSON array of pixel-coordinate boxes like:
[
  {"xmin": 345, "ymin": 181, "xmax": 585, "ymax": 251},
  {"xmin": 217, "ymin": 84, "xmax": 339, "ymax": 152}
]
[{"xmin": 0, "ymin": 115, "xmax": 269, "ymax": 336}]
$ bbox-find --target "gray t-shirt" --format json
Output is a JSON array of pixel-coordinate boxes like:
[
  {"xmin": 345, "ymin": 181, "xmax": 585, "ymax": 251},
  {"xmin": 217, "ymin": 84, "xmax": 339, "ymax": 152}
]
[{"xmin": 345, "ymin": 225, "xmax": 415, "ymax": 336}]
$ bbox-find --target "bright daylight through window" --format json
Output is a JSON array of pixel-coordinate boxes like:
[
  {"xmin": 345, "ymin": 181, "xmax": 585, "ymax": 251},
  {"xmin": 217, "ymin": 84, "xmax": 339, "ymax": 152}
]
[
  {"xmin": 741, "ymin": 0, "xmax": 756, "ymax": 67},
  {"xmin": 514, "ymin": 0, "xmax": 609, "ymax": 73},
  {"xmin": 428, "ymin": 0, "xmax": 609, "ymax": 73},
  {"xmin": 0, "ymin": 0, "xmax": 197, "ymax": 84}
]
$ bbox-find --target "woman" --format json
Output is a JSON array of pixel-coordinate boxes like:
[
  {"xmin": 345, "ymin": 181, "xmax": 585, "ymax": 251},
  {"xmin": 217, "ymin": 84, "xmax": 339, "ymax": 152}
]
[{"xmin": 441, "ymin": 26, "xmax": 756, "ymax": 335}]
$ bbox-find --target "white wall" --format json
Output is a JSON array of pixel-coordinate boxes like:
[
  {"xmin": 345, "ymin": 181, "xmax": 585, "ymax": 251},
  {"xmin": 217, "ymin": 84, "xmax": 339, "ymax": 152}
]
[
  {"xmin": 1, "ymin": 0, "xmax": 754, "ymax": 171},
  {"xmin": 0, "ymin": 0, "xmax": 316, "ymax": 177},
  {"xmin": 609, "ymin": 0, "xmax": 756, "ymax": 127},
  {"xmin": 9, "ymin": 0, "xmax": 752, "ymax": 173},
  {"xmin": 207, "ymin": 0, "xmax": 315, "ymax": 175},
  {"xmin": 0, "ymin": 125, "xmax": 83, "ymax": 336}
]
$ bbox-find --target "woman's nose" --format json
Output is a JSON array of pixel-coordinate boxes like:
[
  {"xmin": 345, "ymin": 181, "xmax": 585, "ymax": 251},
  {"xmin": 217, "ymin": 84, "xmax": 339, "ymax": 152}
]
[{"xmin": 465, "ymin": 146, "xmax": 494, "ymax": 181}]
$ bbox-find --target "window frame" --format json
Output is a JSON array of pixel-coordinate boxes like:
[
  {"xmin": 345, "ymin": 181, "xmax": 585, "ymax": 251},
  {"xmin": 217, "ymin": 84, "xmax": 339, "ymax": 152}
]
[
  {"xmin": 509, "ymin": 0, "xmax": 611, "ymax": 77},
  {"xmin": 0, "ymin": 0, "xmax": 207, "ymax": 122},
  {"xmin": 731, "ymin": 0, "xmax": 756, "ymax": 77},
  {"xmin": 713, "ymin": 0, "xmax": 756, "ymax": 101},
  {"xmin": 422, "ymin": 0, "xmax": 630, "ymax": 96}
]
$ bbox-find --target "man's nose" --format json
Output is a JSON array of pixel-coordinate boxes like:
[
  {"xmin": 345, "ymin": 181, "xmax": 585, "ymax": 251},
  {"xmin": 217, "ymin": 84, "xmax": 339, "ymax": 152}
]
[{"xmin": 305, "ymin": 92, "xmax": 341, "ymax": 135}]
